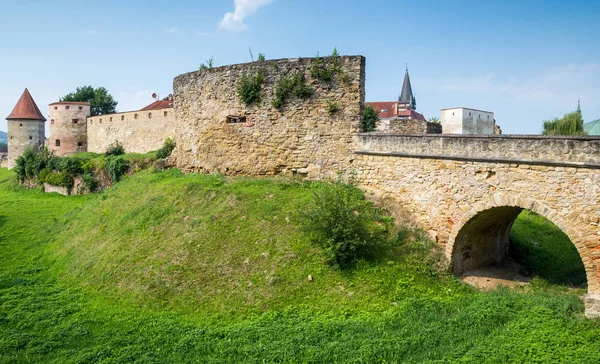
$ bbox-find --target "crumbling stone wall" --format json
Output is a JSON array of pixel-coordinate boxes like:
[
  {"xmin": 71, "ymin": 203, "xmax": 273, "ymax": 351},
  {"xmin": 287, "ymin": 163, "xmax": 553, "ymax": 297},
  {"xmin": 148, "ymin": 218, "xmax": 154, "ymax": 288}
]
[
  {"xmin": 352, "ymin": 133, "xmax": 600, "ymax": 317},
  {"xmin": 171, "ymin": 56, "xmax": 365, "ymax": 179},
  {"xmin": 87, "ymin": 108, "xmax": 175, "ymax": 154}
]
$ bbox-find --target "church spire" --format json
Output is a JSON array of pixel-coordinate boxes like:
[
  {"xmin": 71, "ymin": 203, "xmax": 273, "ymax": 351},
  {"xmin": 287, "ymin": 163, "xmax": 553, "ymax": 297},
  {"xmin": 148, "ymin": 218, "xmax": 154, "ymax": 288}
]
[
  {"xmin": 398, "ymin": 67, "xmax": 416, "ymax": 110},
  {"xmin": 577, "ymin": 98, "xmax": 581, "ymax": 114}
]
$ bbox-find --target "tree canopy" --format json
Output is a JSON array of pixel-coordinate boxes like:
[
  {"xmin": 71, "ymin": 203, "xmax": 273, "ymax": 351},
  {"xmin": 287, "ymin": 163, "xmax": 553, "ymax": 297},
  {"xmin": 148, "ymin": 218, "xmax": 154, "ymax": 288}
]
[
  {"xmin": 542, "ymin": 111, "xmax": 586, "ymax": 136},
  {"xmin": 361, "ymin": 105, "xmax": 380, "ymax": 132},
  {"xmin": 60, "ymin": 86, "xmax": 118, "ymax": 116}
]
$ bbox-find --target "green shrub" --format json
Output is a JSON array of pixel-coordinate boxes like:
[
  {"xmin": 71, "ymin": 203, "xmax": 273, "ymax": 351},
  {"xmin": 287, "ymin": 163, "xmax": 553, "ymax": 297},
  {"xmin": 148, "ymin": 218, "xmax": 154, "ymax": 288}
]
[
  {"xmin": 237, "ymin": 69, "xmax": 266, "ymax": 105},
  {"xmin": 14, "ymin": 147, "xmax": 52, "ymax": 183},
  {"xmin": 300, "ymin": 180, "xmax": 386, "ymax": 268},
  {"xmin": 43, "ymin": 171, "xmax": 74, "ymax": 190},
  {"xmin": 105, "ymin": 156, "xmax": 129, "ymax": 183},
  {"xmin": 105, "ymin": 141, "xmax": 125, "ymax": 156},
  {"xmin": 361, "ymin": 105, "xmax": 380, "ymax": 132},
  {"xmin": 326, "ymin": 100, "xmax": 339, "ymax": 114},
  {"xmin": 82, "ymin": 173, "xmax": 98, "ymax": 192},
  {"xmin": 310, "ymin": 53, "xmax": 333, "ymax": 82},
  {"xmin": 156, "ymin": 138, "xmax": 176, "ymax": 159},
  {"xmin": 272, "ymin": 72, "xmax": 313, "ymax": 109}
]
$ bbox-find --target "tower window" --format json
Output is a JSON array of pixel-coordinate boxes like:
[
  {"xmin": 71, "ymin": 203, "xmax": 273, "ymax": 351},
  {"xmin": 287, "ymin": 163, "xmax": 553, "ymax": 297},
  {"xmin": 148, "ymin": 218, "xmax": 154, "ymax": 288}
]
[
  {"xmin": 51, "ymin": 119, "xmax": 55, "ymax": 125},
  {"xmin": 79, "ymin": 106, "xmax": 83, "ymax": 111},
  {"xmin": 72, "ymin": 119, "xmax": 78, "ymax": 124},
  {"xmin": 77, "ymin": 142, "xmax": 83, "ymax": 147},
  {"xmin": 55, "ymin": 139, "xmax": 61, "ymax": 147},
  {"xmin": 29, "ymin": 136, "xmax": 32, "ymax": 140},
  {"xmin": 469, "ymin": 112, "xmax": 471, "ymax": 116},
  {"xmin": 110, "ymin": 117, "xmax": 113, "ymax": 122},
  {"xmin": 54, "ymin": 106, "xmax": 58, "ymax": 110},
  {"xmin": 99, "ymin": 119, "xmax": 102, "ymax": 124},
  {"xmin": 134, "ymin": 114, "xmax": 139, "ymax": 120},
  {"xmin": 148, "ymin": 113, "xmax": 152, "ymax": 119},
  {"xmin": 20, "ymin": 123, "xmax": 22, "ymax": 127},
  {"xmin": 65, "ymin": 106, "xmax": 70, "ymax": 110},
  {"xmin": 121, "ymin": 115, "xmax": 124, "ymax": 121},
  {"xmin": 164, "ymin": 111, "xmax": 168, "ymax": 117}
]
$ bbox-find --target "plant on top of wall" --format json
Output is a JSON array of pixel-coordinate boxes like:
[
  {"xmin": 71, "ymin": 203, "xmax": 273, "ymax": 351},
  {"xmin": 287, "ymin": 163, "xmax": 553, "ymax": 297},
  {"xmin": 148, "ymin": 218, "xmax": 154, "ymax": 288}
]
[
  {"xmin": 272, "ymin": 71, "xmax": 314, "ymax": 109},
  {"xmin": 199, "ymin": 56, "xmax": 215, "ymax": 70},
  {"xmin": 310, "ymin": 47, "xmax": 351, "ymax": 84}
]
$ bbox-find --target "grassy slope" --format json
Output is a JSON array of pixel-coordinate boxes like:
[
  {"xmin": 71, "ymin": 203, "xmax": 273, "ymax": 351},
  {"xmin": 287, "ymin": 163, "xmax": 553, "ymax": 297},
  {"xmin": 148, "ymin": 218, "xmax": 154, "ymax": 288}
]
[
  {"xmin": 1, "ymin": 167, "xmax": 600, "ymax": 362},
  {"xmin": 510, "ymin": 210, "xmax": 587, "ymax": 286}
]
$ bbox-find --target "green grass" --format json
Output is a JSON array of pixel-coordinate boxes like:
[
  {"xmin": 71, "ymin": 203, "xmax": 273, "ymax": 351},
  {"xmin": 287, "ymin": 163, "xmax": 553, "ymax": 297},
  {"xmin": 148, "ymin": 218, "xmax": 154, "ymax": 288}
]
[
  {"xmin": 1, "ymin": 167, "xmax": 600, "ymax": 362},
  {"xmin": 510, "ymin": 210, "xmax": 587, "ymax": 286}
]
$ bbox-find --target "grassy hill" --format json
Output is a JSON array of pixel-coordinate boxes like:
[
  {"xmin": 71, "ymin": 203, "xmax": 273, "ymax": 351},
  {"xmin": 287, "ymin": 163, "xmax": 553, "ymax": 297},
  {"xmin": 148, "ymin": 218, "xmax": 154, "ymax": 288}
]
[{"xmin": 0, "ymin": 167, "xmax": 599, "ymax": 362}]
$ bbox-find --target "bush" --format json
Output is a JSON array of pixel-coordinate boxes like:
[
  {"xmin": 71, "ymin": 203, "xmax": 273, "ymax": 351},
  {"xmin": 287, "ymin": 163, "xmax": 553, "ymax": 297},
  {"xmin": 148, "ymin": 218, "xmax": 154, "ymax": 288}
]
[
  {"xmin": 105, "ymin": 156, "xmax": 129, "ymax": 183},
  {"xmin": 272, "ymin": 72, "xmax": 313, "ymax": 109},
  {"xmin": 42, "ymin": 171, "xmax": 74, "ymax": 191},
  {"xmin": 237, "ymin": 69, "xmax": 265, "ymax": 105},
  {"xmin": 156, "ymin": 138, "xmax": 176, "ymax": 159},
  {"xmin": 14, "ymin": 147, "xmax": 52, "ymax": 183},
  {"xmin": 361, "ymin": 105, "xmax": 380, "ymax": 132},
  {"xmin": 300, "ymin": 180, "xmax": 387, "ymax": 268},
  {"xmin": 105, "ymin": 141, "xmax": 125, "ymax": 156},
  {"xmin": 82, "ymin": 173, "xmax": 98, "ymax": 192}
]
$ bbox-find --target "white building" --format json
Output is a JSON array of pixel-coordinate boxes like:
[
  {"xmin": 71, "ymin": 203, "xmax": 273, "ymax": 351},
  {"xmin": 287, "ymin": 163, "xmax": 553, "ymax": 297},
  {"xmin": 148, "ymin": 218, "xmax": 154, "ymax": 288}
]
[{"xmin": 440, "ymin": 107, "xmax": 497, "ymax": 135}]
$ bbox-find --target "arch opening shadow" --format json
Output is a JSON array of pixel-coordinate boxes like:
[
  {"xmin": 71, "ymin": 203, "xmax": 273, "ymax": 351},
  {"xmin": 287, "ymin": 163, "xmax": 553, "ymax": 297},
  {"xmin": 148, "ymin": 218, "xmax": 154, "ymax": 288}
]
[{"xmin": 449, "ymin": 205, "xmax": 587, "ymax": 288}]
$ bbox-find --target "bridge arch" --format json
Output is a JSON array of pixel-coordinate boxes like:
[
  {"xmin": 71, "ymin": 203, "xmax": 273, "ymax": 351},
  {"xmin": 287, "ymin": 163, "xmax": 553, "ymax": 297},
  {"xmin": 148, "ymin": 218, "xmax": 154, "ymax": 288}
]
[{"xmin": 446, "ymin": 193, "xmax": 597, "ymax": 294}]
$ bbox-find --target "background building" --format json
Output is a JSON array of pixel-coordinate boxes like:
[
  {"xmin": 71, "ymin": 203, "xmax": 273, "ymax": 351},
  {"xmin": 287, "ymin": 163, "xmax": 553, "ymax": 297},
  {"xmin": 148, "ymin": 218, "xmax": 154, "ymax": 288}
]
[{"xmin": 440, "ymin": 107, "xmax": 500, "ymax": 135}]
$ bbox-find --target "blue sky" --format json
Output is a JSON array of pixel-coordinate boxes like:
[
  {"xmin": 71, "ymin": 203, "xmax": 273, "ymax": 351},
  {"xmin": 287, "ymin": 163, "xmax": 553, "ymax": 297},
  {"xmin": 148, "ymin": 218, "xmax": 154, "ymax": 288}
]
[{"xmin": 0, "ymin": 0, "xmax": 598, "ymax": 134}]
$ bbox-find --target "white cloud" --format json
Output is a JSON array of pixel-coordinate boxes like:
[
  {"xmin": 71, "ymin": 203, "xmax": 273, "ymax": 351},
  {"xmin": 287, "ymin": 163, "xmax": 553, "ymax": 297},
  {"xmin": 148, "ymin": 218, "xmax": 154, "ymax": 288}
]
[
  {"xmin": 163, "ymin": 28, "xmax": 178, "ymax": 33},
  {"xmin": 218, "ymin": 0, "xmax": 275, "ymax": 32}
]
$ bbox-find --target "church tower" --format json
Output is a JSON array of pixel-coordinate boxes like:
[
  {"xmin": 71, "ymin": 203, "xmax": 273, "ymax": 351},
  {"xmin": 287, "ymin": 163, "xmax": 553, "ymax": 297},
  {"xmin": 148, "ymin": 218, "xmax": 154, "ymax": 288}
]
[
  {"xmin": 398, "ymin": 68, "xmax": 416, "ymax": 111},
  {"xmin": 6, "ymin": 88, "xmax": 46, "ymax": 169}
]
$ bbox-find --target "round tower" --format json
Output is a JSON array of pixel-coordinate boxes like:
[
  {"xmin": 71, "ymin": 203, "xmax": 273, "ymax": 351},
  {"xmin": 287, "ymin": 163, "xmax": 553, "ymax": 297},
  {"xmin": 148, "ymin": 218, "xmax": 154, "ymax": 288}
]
[
  {"xmin": 48, "ymin": 101, "xmax": 90, "ymax": 156},
  {"xmin": 6, "ymin": 88, "xmax": 46, "ymax": 169}
]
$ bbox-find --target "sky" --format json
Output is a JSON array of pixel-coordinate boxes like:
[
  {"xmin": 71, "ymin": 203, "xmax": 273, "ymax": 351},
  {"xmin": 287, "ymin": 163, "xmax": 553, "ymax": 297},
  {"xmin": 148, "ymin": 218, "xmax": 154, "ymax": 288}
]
[{"xmin": 0, "ymin": 0, "xmax": 598, "ymax": 135}]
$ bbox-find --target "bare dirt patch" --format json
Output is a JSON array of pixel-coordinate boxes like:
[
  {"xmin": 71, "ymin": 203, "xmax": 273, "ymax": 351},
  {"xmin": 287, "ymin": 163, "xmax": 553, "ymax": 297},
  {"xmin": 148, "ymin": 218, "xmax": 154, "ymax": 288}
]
[{"xmin": 461, "ymin": 259, "xmax": 530, "ymax": 290}]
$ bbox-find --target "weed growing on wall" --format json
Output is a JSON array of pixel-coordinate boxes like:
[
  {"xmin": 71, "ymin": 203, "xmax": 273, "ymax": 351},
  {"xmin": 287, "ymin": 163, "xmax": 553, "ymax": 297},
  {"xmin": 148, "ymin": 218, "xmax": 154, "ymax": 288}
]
[
  {"xmin": 237, "ymin": 69, "xmax": 266, "ymax": 106},
  {"xmin": 310, "ymin": 47, "xmax": 350, "ymax": 84},
  {"xmin": 272, "ymin": 72, "xmax": 314, "ymax": 109},
  {"xmin": 199, "ymin": 56, "xmax": 215, "ymax": 70},
  {"xmin": 326, "ymin": 99, "xmax": 339, "ymax": 115}
]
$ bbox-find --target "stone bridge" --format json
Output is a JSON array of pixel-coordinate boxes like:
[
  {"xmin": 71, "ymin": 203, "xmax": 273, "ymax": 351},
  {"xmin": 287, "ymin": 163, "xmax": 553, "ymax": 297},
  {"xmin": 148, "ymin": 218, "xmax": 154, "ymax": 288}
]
[{"xmin": 352, "ymin": 133, "xmax": 600, "ymax": 317}]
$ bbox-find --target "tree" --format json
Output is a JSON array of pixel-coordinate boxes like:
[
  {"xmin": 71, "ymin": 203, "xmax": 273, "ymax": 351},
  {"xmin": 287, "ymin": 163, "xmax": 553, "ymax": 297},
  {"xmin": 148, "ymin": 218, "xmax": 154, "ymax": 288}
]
[
  {"xmin": 361, "ymin": 105, "xmax": 380, "ymax": 132},
  {"xmin": 60, "ymin": 86, "xmax": 118, "ymax": 116},
  {"xmin": 542, "ymin": 111, "xmax": 586, "ymax": 136}
]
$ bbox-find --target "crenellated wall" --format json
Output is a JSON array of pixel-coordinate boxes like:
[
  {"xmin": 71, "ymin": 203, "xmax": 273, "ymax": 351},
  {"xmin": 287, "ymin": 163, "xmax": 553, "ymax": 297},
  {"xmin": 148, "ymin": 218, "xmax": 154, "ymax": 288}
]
[
  {"xmin": 171, "ymin": 56, "xmax": 365, "ymax": 178},
  {"xmin": 87, "ymin": 108, "xmax": 175, "ymax": 154}
]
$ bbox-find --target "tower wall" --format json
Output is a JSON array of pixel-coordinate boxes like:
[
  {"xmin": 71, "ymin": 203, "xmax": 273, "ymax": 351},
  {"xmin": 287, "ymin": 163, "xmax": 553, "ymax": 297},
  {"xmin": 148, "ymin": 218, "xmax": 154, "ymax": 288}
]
[
  {"xmin": 49, "ymin": 102, "xmax": 90, "ymax": 156},
  {"xmin": 7, "ymin": 119, "xmax": 45, "ymax": 169}
]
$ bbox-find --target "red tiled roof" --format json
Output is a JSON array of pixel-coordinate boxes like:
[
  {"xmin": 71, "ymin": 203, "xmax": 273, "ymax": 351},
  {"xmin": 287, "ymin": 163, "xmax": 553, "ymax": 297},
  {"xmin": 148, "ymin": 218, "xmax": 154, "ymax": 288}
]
[
  {"xmin": 140, "ymin": 99, "xmax": 173, "ymax": 111},
  {"xmin": 397, "ymin": 109, "xmax": 425, "ymax": 121},
  {"xmin": 365, "ymin": 101, "xmax": 398, "ymax": 119},
  {"xmin": 6, "ymin": 88, "xmax": 47, "ymax": 121},
  {"xmin": 365, "ymin": 101, "xmax": 425, "ymax": 121}
]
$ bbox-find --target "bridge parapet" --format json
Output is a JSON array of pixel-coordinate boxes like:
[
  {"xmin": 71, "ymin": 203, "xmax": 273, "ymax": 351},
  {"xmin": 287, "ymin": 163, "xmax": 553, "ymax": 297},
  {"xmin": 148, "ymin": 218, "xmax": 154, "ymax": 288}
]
[{"xmin": 355, "ymin": 134, "xmax": 600, "ymax": 168}]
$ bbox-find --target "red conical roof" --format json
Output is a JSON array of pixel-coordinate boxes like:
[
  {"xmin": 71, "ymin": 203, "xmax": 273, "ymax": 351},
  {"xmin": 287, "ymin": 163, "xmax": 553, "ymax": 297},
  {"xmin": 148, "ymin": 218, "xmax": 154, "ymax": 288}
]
[{"xmin": 6, "ymin": 88, "xmax": 47, "ymax": 121}]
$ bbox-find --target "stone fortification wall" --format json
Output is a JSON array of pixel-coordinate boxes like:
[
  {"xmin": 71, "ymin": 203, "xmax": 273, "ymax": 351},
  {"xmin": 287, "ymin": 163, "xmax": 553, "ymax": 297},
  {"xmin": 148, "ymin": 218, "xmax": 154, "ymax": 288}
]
[
  {"xmin": 49, "ymin": 102, "xmax": 90, "ymax": 156},
  {"xmin": 7, "ymin": 119, "xmax": 45, "ymax": 169},
  {"xmin": 386, "ymin": 119, "xmax": 442, "ymax": 134},
  {"xmin": 356, "ymin": 134, "xmax": 600, "ymax": 167},
  {"xmin": 171, "ymin": 56, "xmax": 365, "ymax": 178},
  {"xmin": 87, "ymin": 108, "xmax": 175, "ymax": 154}
]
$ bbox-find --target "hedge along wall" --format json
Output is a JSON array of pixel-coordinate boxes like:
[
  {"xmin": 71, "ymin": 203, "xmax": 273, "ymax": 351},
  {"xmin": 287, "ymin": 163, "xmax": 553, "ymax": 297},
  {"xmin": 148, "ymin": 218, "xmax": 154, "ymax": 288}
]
[{"xmin": 171, "ymin": 56, "xmax": 365, "ymax": 179}]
